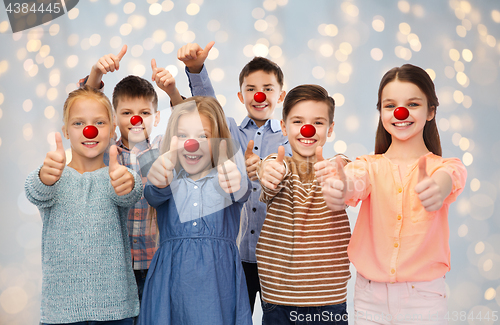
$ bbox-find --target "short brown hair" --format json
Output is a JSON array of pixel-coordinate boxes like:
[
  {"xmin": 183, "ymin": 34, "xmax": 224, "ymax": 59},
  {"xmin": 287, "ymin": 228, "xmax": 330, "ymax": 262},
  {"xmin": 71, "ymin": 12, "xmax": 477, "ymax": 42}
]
[
  {"xmin": 239, "ymin": 57, "xmax": 284, "ymax": 89},
  {"xmin": 112, "ymin": 75, "xmax": 158, "ymax": 111},
  {"xmin": 63, "ymin": 85, "xmax": 113, "ymax": 127},
  {"xmin": 282, "ymin": 84, "xmax": 335, "ymax": 124}
]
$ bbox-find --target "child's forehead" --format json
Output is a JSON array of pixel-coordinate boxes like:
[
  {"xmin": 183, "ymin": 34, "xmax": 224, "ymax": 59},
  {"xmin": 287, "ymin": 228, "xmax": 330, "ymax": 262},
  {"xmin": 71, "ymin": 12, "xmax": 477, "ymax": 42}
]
[
  {"xmin": 288, "ymin": 100, "xmax": 330, "ymax": 118},
  {"xmin": 115, "ymin": 96, "xmax": 156, "ymax": 111},
  {"xmin": 242, "ymin": 70, "xmax": 280, "ymax": 86},
  {"xmin": 69, "ymin": 98, "xmax": 110, "ymax": 117}
]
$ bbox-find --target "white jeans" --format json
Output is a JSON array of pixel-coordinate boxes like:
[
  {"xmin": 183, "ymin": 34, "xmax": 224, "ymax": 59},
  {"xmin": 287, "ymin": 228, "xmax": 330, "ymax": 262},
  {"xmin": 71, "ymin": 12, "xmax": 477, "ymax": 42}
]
[{"xmin": 353, "ymin": 272, "xmax": 448, "ymax": 325}]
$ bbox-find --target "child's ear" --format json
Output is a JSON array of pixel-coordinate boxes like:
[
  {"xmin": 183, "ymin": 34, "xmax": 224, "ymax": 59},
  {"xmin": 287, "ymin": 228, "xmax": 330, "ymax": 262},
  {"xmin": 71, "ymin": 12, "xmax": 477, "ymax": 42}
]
[
  {"xmin": 280, "ymin": 119, "xmax": 287, "ymax": 136},
  {"xmin": 154, "ymin": 111, "xmax": 160, "ymax": 127},
  {"xmin": 237, "ymin": 91, "xmax": 244, "ymax": 104},
  {"xmin": 327, "ymin": 121, "xmax": 335, "ymax": 137},
  {"xmin": 61, "ymin": 125, "xmax": 69, "ymax": 139},
  {"xmin": 278, "ymin": 90, "xmax": 286, "ymax": 104},
  {"xmin": 427, "ymin": 106, "xmax": 436, "ymax": 121}
]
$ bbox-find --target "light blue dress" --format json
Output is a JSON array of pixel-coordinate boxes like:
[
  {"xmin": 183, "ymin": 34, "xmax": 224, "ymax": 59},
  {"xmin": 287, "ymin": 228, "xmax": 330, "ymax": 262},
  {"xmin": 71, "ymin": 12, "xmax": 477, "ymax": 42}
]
[{"xmin": 138, "ymin": 166, "xmax": 252, "ymax": 325}]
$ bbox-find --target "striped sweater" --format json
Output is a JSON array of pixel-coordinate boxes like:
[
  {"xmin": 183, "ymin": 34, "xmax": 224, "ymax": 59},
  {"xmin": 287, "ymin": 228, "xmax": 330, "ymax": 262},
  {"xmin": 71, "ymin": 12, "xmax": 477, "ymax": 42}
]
[{"xmin": 256, "ymin": 155, "xmax": 351, "ymax": 306}]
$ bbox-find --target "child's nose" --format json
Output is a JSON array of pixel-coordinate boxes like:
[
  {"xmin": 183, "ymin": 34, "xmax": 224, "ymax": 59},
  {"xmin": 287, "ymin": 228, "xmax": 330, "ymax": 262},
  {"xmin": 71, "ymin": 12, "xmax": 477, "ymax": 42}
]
[
  {"xmin": 394, "ymin": 107, "xmax": 409, "ymax": 120},
  {"xmin": 254, "ymin": 92, "xmax": 266, "ymax": 103},
  {"xmin": 83, "ymin": 125, "xmax": 99, "ymax": 139},
  {"xmin": 300, "ymin": 124, "xmax": 316, "ymax": 138},
  {"xmin": 131, "ymin": 115, "xmax": 143, "ymax": 126},
  {"xmin": 184, "ymin": 139, "xmax": 200, "ymax": 152}
]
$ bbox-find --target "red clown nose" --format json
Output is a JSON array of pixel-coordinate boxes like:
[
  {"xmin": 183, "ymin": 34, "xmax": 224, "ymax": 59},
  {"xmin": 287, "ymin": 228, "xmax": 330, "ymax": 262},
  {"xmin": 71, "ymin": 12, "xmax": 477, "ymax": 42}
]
[
  {"xmin": 254, "ymin": 92, "xmax": 266, "ymax": 103},
  {"xmin": 184, "ymin": 139, "xmax": 200, "ymax": 152},
  {"xmin": 300, "ymin": 124, "xmax": 316, "ymax": 138},
  {"xmin": 394, "ymin": 107, "xmax": 409, "ymax": 120},
  {"xmin": 130, "ymin": 115, "xmax": 143, "ymax": 126},
  {"xmin": 83, "ymin": 125, "xmax": 98, "ymax": 139}
]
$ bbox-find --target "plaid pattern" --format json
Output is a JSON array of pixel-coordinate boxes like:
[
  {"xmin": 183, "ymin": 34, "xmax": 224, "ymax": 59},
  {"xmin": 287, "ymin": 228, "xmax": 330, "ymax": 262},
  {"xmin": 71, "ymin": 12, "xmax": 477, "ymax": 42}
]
[{"xmin": 78, "ymin": 76, "xmax": 160, "ymax": 270}]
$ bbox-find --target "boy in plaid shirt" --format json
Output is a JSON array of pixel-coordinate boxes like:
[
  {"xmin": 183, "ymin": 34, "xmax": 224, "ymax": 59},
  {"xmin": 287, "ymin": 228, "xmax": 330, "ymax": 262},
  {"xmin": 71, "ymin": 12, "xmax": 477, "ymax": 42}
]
[{"xmin": 79, "ymin": 45, "xmax": 183, "ymax": 303}]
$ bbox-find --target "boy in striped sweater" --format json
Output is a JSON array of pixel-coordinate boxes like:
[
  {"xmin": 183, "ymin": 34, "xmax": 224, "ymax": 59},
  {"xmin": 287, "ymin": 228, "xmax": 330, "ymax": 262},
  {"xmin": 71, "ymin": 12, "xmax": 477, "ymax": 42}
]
[{"xmin": 256, "ymin": 84, "xmax": 351, "ymax": 325}]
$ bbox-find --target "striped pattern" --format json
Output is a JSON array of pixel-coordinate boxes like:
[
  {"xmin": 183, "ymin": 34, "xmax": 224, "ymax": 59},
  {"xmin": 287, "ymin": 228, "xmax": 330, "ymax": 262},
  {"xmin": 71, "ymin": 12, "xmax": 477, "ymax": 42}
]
[{"xmin": 256, "ymin": 156, "xmax": 351, "ymax": 306}]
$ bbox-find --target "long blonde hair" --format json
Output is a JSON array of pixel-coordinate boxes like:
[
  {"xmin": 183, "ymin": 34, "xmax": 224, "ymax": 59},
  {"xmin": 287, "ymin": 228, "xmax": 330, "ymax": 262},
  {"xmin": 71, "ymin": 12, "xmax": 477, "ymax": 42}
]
[{"xmin": 150, "ymin": 96, "xmax": 233, "ymax": 240}]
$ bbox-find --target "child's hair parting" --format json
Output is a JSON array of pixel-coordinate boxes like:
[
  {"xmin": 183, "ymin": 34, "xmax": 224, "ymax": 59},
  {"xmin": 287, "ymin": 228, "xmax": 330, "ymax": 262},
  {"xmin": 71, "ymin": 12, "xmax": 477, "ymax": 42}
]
[
  {"xmin": 375, "ymin": 63, "xmax": 442, "ymax": 156},
  {"xmin": 112, "ymin": 75, "xmax": 158, "ymax": 111},
  {"xmin": 239, "ymin": 57, "xmax": 284, "ymax": 89},
  {"xmin": 63, "ymin": 85, "xmax": 113, "ymax": 127},
  {"xmin": 159, "ymin": 96, "xmax": 234, "ymax": 168},
  {"xmin": 282, "ymin": 84, "xmax": 335, "ymax": 124}
]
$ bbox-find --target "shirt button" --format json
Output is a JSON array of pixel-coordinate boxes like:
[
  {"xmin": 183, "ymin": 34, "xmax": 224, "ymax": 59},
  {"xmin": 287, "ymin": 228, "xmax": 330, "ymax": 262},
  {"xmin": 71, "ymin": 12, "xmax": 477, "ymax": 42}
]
[
  {"xmin": 254, "ymin": 146, "xmax": 258, "ymax": 150},
  {"xmin": 257, "ymin": 132, "xmax": 261, "ymax": 135},
  {"xmin": 194, "ymin": 186, "xmax": 198, "ymax": 189},
  {"xmin": 252, "ymin": 208, "xmax": 257, "ymax": 212},
  {"xmin": 133, "ymin": 239, "xmax": 138, "ymax": 243},
  {"xmin": 193, "ymin": 203, "xmax": 198, "ymax": 207},
  {"xmin": 253, "ymin": 188, "xmax": 257, "ymax": 192},
  {"xmin": 391, "ymin": 269, "xmax": 396, "ymax": 274},
  {"xmin": 394, "ymin": 243, "xmax": 399, "ymax": 248},
  {"xmin": 193, "ymin": 222, "xmax": 197, "ymax": 226},
  {"xmin": 251, "ymin": 230, "xmax": 255, "ymax": 234},
  {"xmin": 398, "ymin": 188, "xmax": 402, "ymax": 193},
  {"xmin": 397, "ymin": 215, "xmax": 402, "ymax": 220}
]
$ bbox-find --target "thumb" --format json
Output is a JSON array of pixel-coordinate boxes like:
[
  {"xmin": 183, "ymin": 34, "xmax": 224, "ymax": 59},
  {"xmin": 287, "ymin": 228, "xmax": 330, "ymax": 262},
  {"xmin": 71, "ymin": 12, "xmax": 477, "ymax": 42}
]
[
  {"xmin": 276, "ymin": 146, "xmax": 285, "ymax": 164},
  {"xmin": 202, "ymin": 41, "xmax": 215, "ymax": 56},
  {"xmin": 418, "ymin": 156, "xmax": 428, "ymax": 182},
  {"xmin": 335, "ymin": 156, "xmax": 346, "ymax": 183},
  {"xmin": 218, "ymin": 139, "xmax": 228, "ymax": 165},
  {"xmin": 117, "ymin": 45, "xmax": 127, "ymax": 60},
  {"xmin": 55, "ymin": 132, "xmax": 64, "ymax": 153},
  {"xmin": 245, "ymin": 140, "xmax": 254, "ymax": 159},
  {"xmin": 151, "ymin": 58, "xmax": 157, "ymax": 81},
  {"xmin": 109, "ymin": 145, "xmax": 119, "ymax": 171},
  {"xmin": 316, "ymin": 146, "xmax": 324, "ymax": 162},
  {"xmin": 167, "ymin": 136, "xmax": 178, "ymax": 168}
]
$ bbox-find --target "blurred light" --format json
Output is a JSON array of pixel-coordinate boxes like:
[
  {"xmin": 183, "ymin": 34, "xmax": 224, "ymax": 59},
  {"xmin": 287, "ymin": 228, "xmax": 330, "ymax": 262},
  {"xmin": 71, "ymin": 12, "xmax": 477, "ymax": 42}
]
[
  {"xmin": 462, "ymin": 49, "xmax": 473, "ymax": 62},
  {"xmin": 152, "ymin": 30, "xmax": 166, "ymax": 43},
  {"xmin": 266, "ymin": 15, "xmax": 278, "ymax": 27},
  {"xmin": 453, "ymin": 90, "xmax": 464, "ymax": 103},
  {"xmin": 39, "ymin": 45, "xmax": 50, "ymax": 58},
  {"xmin": 120, "ymin": 23, "xmax": 133, "ymax": 36},
  {"xmin": 449, "ymin": 49, "xmax": 460, "ymax": 61},
  {"xmin": 68, "ymin": 34, "xmax": 79, "ymax": 46},
  {"xmin": 454, "ymin": 60, "xmax": 465, "ymax": 72},
  {"xmin": 131, "ymin": 45, "xmax": 144, "ymax": 57},
  {"xmin": 460, "ymin": 1, "xmax": 471, "ymax": 14},
  {"xmin": 182, "ymin": 31, "xmax": 196, "ymax": 43},
  {"xmin": 339, "ymin": 42, "xmax": 352, "ymax": 55},
  {"xmin": 49, "ymin": 24, "xmax": 60, "ymax": 36},
  {"xmin": 444, "ymin": 66, "xmax": 455, "ymax": 79},
  {"xmin": 67, "ymin": 55, "xmax": 79, "ymax": 68},
  {"xmin": 165, "ymin": 65, "xmax": 178, "ymax": 77},
  {"xmin": 458, "ymin": 224, "xmax": 468, "ymax": 237},
  {"xmin": 485, "ymin": 288, "xmax": 496, "ymax": 300},
  {"xmin": 333, "ymin": 93, "xmax": 345, "ymax": 107},
  {"xmin": 463, "ymin": 152, "xmax": 473, "ymax": 166},
  {"xmin": 186, "ymin": 3, "xmax": 200, "ymax": 15},
  {"xmin": 210, "ymin": 68, "xmax": 224, "ymax": 82},
  {"xmin": 425, "ymin": 68, "xmax": 436, "ymax": 81},
  {"xmin": 23, "ymin": 123, "xmax": 33, "ymax": 141},
  {"xmin": 412, "ymin": 4, "xmax": 424, "ymax": 17},
  {"xmin": 463, "ymin": 95, "xmax": 472, "ymax": 108},
  {"xmin": 459, "ymin": 137, "xmax": 470, "ymax": 151},
  {"xmin": 478, "ymin": 24, "xmax": 487, "ymax": 36},
  {"xmin": 456, "ymin": 72, "xmax": 468, "ymax": 86},
  {"xmin": 17, "ymin": 48, "xmax": 27, "ymax": 60},
  {"xmin": 129, "ymin": 15, "xmax": 147, "ymax": 29},
  {"xmin": 150, "ymin": 3, "xmax": 162, "ymax": 15},
  {"xmin": 49, "ymin": 70, "xmax": 60, "ymax": 87},
  {"xmin": 215, "ymin": 31, "xmax": 228, "ymax": 43},
  {"xmin": 438, "ymin": 118, "xmax": 450, "ymax": 131},
  {"xmin": 399, "ymin": 22, "xmax": 411, "ymax": 35},
  {"xmin": 68, "ymin": 8, "xmax": 79, "ymax": 19},
  {"xmin": 110, "ymin": 36, "xmax": 122, "ymax": 49},
  {"xmin": 335, "ymin": 50, "xmax": 348, "ymax": 61},
  {"xmin": 252, "ymin": 8, "xmax": 265, "ymax": 19},
  {"xmin": 47, "ymin": 88, "xmax": 58, "ymax": 101},
  {"xmin": 492, "ymin": 10, "xmax": 500, "ymax": 23},
  {"xmin": 27, "ymin": 39, "xmax": 41, "ymax": 52},
  {"xmin": 216, "ymin": 94, "xmax": 226, "ymax": 107},
  {"xmin": 325, "ymin": 24, "xmax": 338, "ymax": 37},
  {"xmin": 372, "ymin": 16, "xmax": 385, "ymax": 32},
  {"xmin": 255, "ymin": 19, "xmax": 268, "ymax": 32},
  {"xmin": 105, "ymin": 13, "xmax": 118, "ymax": 26},
  {"xmin": 207, "ymin": 20, "xmax": 220, "ymax": 32},
  {"xmin": 44, "ymin": 106, "xmax": 55, "ymax": 119},
  {"xmin": 0, "ymin": 93, "xmax": 3, "ymax": 106},
  {"xmin": 470, "ymin": 178, "xmax": 480, "ymax": 192},
  {"xmin": 312, "ymin": 66, "xmax": 325, "ymax": 79},
  {"xmin": 337, "ymin": 72, "xmax": 349, "ymax": 83},
  {"xmin": 36, "ymin": 84, "xmax": 47, "ymax": 97},
  {"xmin": 371, "ymin": 48, "xmax": 383, "ymax": 61},
  {"xmin": 44, "ymin": 56, "xmax": 54, "ymax": 69},
  {"xmin": 243, "ymin": 44, "xmax": 254, "ymax": 57},
  {"xmin": 132, "ymin": 64, "xmax": 145, "ymax": 77},
  {"xmin": 175, "ymin": 21, "xmax": 189, "ymax": 34},
  {"xmin": 89, "ymin": 34, "xmax": 101, "ymax": 47},
  {"xmin": 65, "ymin": 149, "xmax": 72, "ymax": 163},
  {"xmin": 327, "ymin": 131, "xmax": 335, "ymax": 143},
  {"xmin": 162, "ymin": 0, "xmax": 174, "ymax": 12},
  {"xmin": 456, "ymin": 25, "xmax": 467, "ymax": 37},
  {"xmin": 0, "ymin": 21, "xmax": 9, "ymax": 33},
  {"xmin": 269, "ymin": 46, "xmax": 282, "ymax": 58},
  {"xmin": 123, "ymin": 2, "xmax": 136, "ymax": 14},
  {"xmin": 263, "ymin": 0, "xmax": 277, "ymax": 11},
  {"xmin": 486, "ymin": 35, "xmax": 496, "ymax": 47},
  {"xmin": 345, "ymin": 116, "xmax": 359, "ymax": 132},
  {"xmin": 395, "ymin": 46, "xmax": 412, "ymax": 60},
  {"xmin": 0, "ymin": 60, "xmax": 8, "ymax": 75},
  {"xmin": 452, "ymin": 132, "xmax": 462, "ymax": 146},
  {"xmin": 253, "ymin": 44, "xmax": 269, "ymax": 56},
  {"xmin": 398, "ymin": 1, "xmax": 410, "ymax": 13},
  {"xmin": 334, "ymin": 140, "xmax": 347, "ymax": 153},
  {"xmin": 475, "ymin": 242, "xmax": 485, "ymax": 254},
  {"xmin": 207, "ymin": 47, "xmax": 219, "ymax": 60},
  {"xmin": 80, "ymin": 38, "xmax": 91, "ymax": 50},
  {"xmin": 0, "ymin": 286, "xmax": 28, "ymax": 314},
  {"xmin": 161, "ymin": 41, "xmax": 175, "ymax": 54},
  {"xmin": 110, "ymin": 0, "xmax": 122, "ymax": 4},
  {"xmin": 320, "ymin": 44, "xmax": 334, "ymax": 57}
]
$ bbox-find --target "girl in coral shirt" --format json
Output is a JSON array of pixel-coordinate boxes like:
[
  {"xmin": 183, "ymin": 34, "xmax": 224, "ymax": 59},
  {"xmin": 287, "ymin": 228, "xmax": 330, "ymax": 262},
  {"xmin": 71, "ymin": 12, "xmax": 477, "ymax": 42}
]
[{"xmin": 318, "ymin": 64, "xmax": 467, "ymax": 324}]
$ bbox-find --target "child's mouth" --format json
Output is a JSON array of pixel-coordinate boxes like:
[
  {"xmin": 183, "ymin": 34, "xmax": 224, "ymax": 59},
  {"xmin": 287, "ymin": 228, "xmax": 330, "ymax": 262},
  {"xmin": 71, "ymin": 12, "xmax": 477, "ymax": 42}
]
[
  {"xmin": 184, "ymin": 154, "xmax": 202, "ymax": 165},
  {"xmin": 82, "ymin": 141, "xmax": 98, "ymax": 148},
  {"xmin": 253, "ymin": 104, "xmax": 268, "ymax": 111},
  {"xmin": 393, "ymin": 122, "xmax": 413, "ymax": 128},
  {"xmin": 298, "ymin": 138, "xmax": 316, "ymax": 146},
  {"xmin": 129, "ymin": 127, "xmax": 144, "ymax": 134}
]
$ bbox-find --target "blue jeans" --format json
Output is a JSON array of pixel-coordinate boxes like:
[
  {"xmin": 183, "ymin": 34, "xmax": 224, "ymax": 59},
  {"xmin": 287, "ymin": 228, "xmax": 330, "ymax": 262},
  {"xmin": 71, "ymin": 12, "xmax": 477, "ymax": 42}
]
[
  {"xmin": 42, "ymin": 318, "xmax": 134, "ymax": 325},
  {"xmin": 262, "ymin": 301, "xmax": 348, "ymax": 325}
]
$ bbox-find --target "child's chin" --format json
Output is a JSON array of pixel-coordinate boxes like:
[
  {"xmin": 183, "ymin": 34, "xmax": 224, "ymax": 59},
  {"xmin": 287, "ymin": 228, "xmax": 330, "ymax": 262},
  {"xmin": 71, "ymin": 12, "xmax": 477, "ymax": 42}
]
[{"xmin": 126, "ymin": 133, "xmax": 148, "ymax": 143}]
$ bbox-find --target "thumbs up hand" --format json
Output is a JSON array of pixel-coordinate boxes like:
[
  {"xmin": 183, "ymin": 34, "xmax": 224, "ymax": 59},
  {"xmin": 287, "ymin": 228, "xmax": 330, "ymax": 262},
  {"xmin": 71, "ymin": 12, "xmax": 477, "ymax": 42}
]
[
  {"xmin": 314, "ymin": 146, "xmax": 334, "ymax": 184},
  {"xmin": 244, "ymin": 140, "xmax": 260, "ymax": 181},
  {"xmin": 414, "ymin": 156, "xmax": 443, "ymax": 211},
  {"xmin": 177, "ymin": 41, "xmax": 215, "ymax": 73},
  {"xmin": 109, "ymin": 145, "xmax": 135, "ymax": 196},
  {"xmin": 40, "ymin": 132, "xmax": 66, "ymax": 186},
  {"xmin": 93, "ymin": 45, "xmax": 127, "ymax": 75},
  {"xmin": 321, "ymin": 156, "xmax": 348, "ymax": 211},
  {"xmin": 151, "ymin": 59, "xmax": 177, "ymax": 95},
  {"xmin": 218, "ymin": 140, "xmax": 241, "ymax": 194},
  {"xmin": 147, "ymin": 136, "xmax": 178, "ymax": 188},
  {"xmin": 259, "ymin": 146, "xmax": 286, "ymax": 190}
]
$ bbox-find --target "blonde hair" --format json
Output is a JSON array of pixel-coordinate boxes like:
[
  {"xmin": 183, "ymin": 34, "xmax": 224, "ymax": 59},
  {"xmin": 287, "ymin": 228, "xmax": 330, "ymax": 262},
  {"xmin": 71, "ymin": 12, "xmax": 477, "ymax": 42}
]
[
  {"xmin": 150, "ymin": 96, "xmax": 233, "ymax": 240},
  {"xmin": 63, "ymin": 85, "xmax": 113, "ymax": 128}
]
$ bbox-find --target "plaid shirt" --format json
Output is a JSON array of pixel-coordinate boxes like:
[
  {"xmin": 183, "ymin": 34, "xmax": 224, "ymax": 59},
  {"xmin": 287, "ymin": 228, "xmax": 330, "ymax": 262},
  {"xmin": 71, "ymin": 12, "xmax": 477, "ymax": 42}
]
[{"xmin": 78, "ymin": 76, "xmax": 160, "ymax": 270}]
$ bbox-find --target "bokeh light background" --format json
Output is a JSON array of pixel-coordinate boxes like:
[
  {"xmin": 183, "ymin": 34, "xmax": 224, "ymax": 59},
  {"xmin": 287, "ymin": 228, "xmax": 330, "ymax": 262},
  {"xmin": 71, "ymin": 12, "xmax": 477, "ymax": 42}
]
[{"xmin": 1, "ymin": 0, "xmax": 499, "ymax": 324}]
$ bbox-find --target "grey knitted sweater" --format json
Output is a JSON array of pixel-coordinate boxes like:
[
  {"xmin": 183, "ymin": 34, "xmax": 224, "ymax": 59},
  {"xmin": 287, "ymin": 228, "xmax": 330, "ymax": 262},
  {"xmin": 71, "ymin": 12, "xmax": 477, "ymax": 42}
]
[{"xmin": 25, "ymin": 166, "xmax": 142, "ymax": 323}]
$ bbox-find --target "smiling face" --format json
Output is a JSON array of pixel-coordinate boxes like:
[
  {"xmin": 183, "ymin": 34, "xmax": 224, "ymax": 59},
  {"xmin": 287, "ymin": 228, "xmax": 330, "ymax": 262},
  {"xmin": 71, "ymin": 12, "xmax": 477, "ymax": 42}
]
[
  {"xmin": 281, "ymin": 100, "xmax": 334, "ymax": 162},
  {"xmin": 176, "ymin": 112, "xmax": 213, "ymax": 180},
  {"xmin": 115, "ymin": 97, "xmax": 160, "ymax": 149},
  {"xmin": 63, "ymin": 98, "xmax": 114, "ymax": 163},
  {"xmin": 380, "ymin": 80, "xmax": 435, "ymax": 144},
  {"xmin": 238, "ymin": 70, "xmax": 286, "ymax": 127}
]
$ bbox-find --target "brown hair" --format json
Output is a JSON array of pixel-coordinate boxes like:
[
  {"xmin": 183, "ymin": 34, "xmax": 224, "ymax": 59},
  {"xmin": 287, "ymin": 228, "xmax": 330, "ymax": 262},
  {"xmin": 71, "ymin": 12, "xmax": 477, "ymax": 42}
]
[
  {"xmin": 112, "ymin": 75, "xmax": 158, "ymax": 111},
  {"xmin": 375, "ymin": 64, "xmax": 441, "ymax": 156},
  {"xmin": 239, "ymin": 57, "xmax": 284, "ymax": 89},
  {"xmin": 63, "ymin": 85, "xmax": 113, "ymax": 128},
  {"xmin": 282, "ymin": 84, "xmax": 335, "ymax": 124}
]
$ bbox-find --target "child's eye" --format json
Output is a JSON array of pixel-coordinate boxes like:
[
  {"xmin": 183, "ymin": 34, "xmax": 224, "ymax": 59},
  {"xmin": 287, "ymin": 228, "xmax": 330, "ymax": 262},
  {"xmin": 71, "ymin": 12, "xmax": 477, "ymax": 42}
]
[
  {"xmin": 122, "ymin": 112, "xmax": 131, "ymax": 115},
  {"xmin": 246, "ymin": 88, "xmax": 254, "ymax": 92},
  {"xmin": 142, "ymin": 111, "xmax": 151, "ymax": 116},
  {"xmin": 264, "ymin": 88, "xmax": 273, "ymax": 92},
  {"xmin": 199, "ymin": 135, "xmax": 207, "ymax": 139},
  {"xmin": 96, "ymin": 121, "xmax": 106, "ymax": 126},
  {"xmin": 408, "ymin": 103, "xmax": 420, "ymax": 107},
  {"xmin": 384, "ymin": 104, "xmax": 395, "ymax": 109},
  {"xmin": 293, "ymin": 120, "xmax": 302, "ymax": 124},
  {"xmin": 177, "ymin": 134, "xmax": 187, "ymax": 138},
  {"xmin": 73, "ymin": 121, "xmax": 83, "ymax": 126},
  {"xmin": 314, "ymin": 121, "xmax": 324, "ymax": 125}
]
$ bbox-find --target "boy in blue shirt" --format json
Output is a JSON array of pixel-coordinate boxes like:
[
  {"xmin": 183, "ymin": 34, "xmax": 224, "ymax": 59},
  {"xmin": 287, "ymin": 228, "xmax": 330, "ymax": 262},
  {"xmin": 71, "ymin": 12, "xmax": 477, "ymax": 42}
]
[{"xmin": 177, "ymin": 42, "xmax": 292, "ymax": 313}]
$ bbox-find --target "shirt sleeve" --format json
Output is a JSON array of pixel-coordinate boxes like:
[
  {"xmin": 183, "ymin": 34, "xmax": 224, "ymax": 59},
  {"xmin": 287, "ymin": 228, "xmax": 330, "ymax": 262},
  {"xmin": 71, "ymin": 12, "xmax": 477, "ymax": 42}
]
[
  {"xmin": 185, "ymin": 65, "xmax": 216, "ymax": 98},
  {"xmin": 258, "ymin": 154, "xmax": 290, "ymax": 204},
  {"xmin": 144, "ymin": 181, "xmax": 174, "ymax": 208},
  {"xmin": 78, "ymin": 75, "xmax": 105, "ymax": 90},
  {"xmin": 344, "ymin": 157, "xmax": 372, "ymax": 207},
  {"xmin": 432, "ymin": 157, "xmax": 467, "ymax": 204},
  {"xmin": 109, "ymin": 168, "xmax": 143, "ymax": 208},
  {"xmin": 24, "ymin": 165, "xmax": 60, "ymax": 209}
]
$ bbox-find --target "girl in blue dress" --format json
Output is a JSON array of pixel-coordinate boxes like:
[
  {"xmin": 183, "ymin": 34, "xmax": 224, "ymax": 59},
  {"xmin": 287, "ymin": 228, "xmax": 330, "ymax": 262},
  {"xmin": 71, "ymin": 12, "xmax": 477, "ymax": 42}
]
[{"xmin": 138, "ymin": 96, "xmax": 252, "ymax": 325}]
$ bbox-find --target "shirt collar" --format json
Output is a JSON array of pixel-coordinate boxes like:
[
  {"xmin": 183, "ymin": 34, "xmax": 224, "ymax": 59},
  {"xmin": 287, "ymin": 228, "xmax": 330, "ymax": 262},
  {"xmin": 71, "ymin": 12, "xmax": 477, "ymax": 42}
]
[
  {"xmin": 241, "ymin": 116, "xmax": 282, "ymax": 133},
  {"xmin": 177, "ymin": 166, "xmax": 218, "ymax": 182}
]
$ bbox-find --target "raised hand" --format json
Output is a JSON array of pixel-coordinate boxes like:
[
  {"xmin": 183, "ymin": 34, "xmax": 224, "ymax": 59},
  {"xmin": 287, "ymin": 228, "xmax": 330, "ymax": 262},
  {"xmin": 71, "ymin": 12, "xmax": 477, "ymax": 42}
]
[
  {"xmin": 109, "ymin": 145, "xmax": 135, "ymax": 196},
  {"xmin": 40, "ymin": 132, "xmax": 66, "ymax": 186},
  {"xmin": 314, "ymin": 146, "xmax": 335, "ymax": 184},
  {"xmin": 147, "ymin": 136, "xmax": 178, "ymax": 188},
  {"xmin": 244, "ymin": 140, "xmax": 260, "ymax": 181},
  {"xmin": 415, "ymin": 156, "xmax": 443, "ymax": 211},
  {"xmin": 93, "ymin": 45, "xmax": 127, "ymax": 75},
  {"xmin": 218, "ymin": 140, "xmax": 241, "ymax": 194},
  {"xmin": 322, "ymin": 156, "xmax": 347, "ymax": 211},
  {"xmin": 177, "ymin": 41, "xmax": 215, "ymax": 73},
  {"xmin": 259, "ymin": 146, "xmax": 286, "ymax": 190},
  {"xmin": 151, "ymin": 59, "xmax": 177, "ymax": 96}
]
